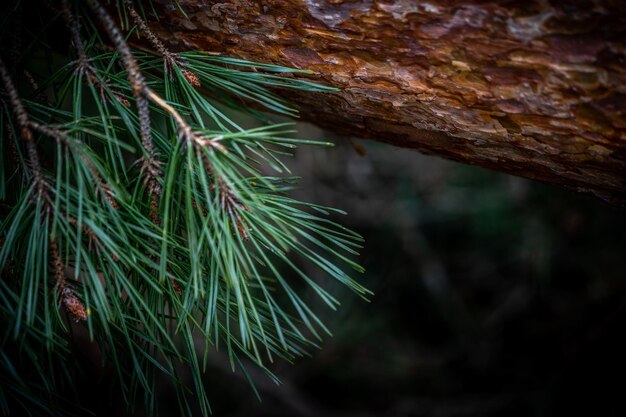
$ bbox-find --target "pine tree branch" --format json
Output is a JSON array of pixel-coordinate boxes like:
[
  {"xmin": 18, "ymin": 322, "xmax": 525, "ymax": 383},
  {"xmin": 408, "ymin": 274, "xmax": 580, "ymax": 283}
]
[
  {"xmin": 61, "ymin": 0, "xmax": 130, "ymax": 107},
  {"xmin": 61, "ymin": 0, "xmax": 88, "ymax": 66},
  {"xmin": 0, "ymin": 56, "xmax": 49, "ymax": 203},
  {"xmin": 1, "ymin": 56, "xmax": 88, "ymax": 323},
  {"xmin": 124, "ymin": 0, "xmax": 176, "ymax": 67},
  {"xmin": 29, "ymin": 121, "xmax": 120, "ymax": 209},
  {"xmin": 85, "ymin": 0, "xmax": 224, "ymax": 152},
  {"xmin": 85, "ymin": 0, "xmax": 224, "ymax": 224},
  {"xmin": 85, "ymin": 0, "xmax": 162, "ymax": 224},
  {"xmin": 143, "ymin": 88, "xmax": 225, "ymax": 153},
  {"xmin": 0, "ymin": 2, "xmax": 367, "ymax": 414},
  {"xmin": 124, "ymin": 0, "xmax": 200, "ymax": 86},
  {"xmin": 86, "ymin": 0, "xmax": 235, "ymax": 232}
]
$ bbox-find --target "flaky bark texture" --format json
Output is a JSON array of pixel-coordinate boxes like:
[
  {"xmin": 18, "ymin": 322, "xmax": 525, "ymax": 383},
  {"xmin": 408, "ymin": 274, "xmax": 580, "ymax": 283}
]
[{"xmin": 149, "ymin": 0, "xmax": 626, "ymax": 205}]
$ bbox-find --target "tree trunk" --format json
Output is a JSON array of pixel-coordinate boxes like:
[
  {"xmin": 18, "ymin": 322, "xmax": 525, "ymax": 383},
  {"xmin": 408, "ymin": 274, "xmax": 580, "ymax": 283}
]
[{"xmin": 149, "ymin": 0, "xmax": 626, "ymax": 206}]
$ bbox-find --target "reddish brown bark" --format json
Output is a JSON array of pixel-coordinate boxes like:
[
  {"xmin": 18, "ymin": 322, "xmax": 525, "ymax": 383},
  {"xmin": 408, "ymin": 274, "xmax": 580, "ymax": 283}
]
[{"xmin": 150, "ymin": 0, "xmax": 626, "ymax": 205}]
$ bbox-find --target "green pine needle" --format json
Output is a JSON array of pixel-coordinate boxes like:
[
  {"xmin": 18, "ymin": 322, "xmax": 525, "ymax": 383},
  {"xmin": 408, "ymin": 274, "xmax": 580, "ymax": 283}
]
[{"xmin": 0, "ymin": 1, "xmax": 368, "ymax": 416}]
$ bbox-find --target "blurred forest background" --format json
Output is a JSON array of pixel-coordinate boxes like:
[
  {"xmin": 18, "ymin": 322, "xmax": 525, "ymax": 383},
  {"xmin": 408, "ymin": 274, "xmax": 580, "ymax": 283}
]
[{"xmin": 77, "ymin": 117, "xmax": 626, "ymax": 417}]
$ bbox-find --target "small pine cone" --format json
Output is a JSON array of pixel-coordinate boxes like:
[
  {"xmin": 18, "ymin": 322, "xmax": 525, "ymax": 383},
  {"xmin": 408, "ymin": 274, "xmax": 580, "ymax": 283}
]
[
  {"xmin": 181, "ymin": 68, "xmax": 201, "ymax": 87},
  {"xmin": 61, "ymin": 288, "xmax": 87, "ymax": 322}
]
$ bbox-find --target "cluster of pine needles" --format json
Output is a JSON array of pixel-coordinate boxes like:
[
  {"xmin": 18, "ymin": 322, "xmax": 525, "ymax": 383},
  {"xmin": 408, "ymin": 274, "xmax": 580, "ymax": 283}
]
[{"xmin": 0, "ymin": 1, "xmax": 369, "ymax": 415}]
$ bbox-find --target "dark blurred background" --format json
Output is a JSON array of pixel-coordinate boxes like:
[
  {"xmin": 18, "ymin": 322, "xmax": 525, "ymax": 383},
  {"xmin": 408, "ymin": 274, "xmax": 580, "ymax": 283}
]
[{"xmin": 141, "ymin": 121, "xmax": 626, "ymax": 417}]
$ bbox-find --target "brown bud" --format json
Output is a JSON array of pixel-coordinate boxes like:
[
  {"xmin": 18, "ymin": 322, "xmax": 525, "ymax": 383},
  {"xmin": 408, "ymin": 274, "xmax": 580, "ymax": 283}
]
[
  {"xmin": 181, "ymin": 68, "xmax": 201, "ymax": 87},
  {"xmin": 61, "ymin": 288, "xmax": 87, "ymax": 322}
]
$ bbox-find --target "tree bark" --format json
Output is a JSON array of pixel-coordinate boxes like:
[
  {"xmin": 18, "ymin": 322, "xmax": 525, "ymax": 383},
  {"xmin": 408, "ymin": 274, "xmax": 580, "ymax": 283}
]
[{"xmin": 149, "ymin": 0, "xmax": 626, "ymax": 206}]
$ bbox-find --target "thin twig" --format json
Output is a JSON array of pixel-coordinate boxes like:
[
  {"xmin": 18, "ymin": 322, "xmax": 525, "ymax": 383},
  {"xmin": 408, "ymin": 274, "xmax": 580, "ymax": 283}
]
[
  {"xmin": 29, "ymin": 121, "xmax": 119, "ymax": 209},
  {"xmin": 85, "ymin": 0, "xmax": 161, "ymax": 192},
  {"xmin": 124, "ymin": 0, "xmax": 200, "ymax": 86},
  {"xmin": 124, "ymin": 1, "xmax": 176, "ymax": 66},
  {"xmin": 0, "ymin": 56, "xmax": 49, "ymax": 203},
  {"xmin": 146, "ymin": 89, "xmax": 227, "ymax": 154},
  {"xmin": 145, "ymin": 89, "xmax": 191, "ymax": 140},
  {"xmin": 61, "ymin": 0, "xmax": 130, "ymax": 107},
  {"xmin": 61, "ymin": 0, "xmax": 88, "ymax": 65},
  {"xmin": 2, "ymin": 56, "xmax": 92, "ymax": 322}
]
